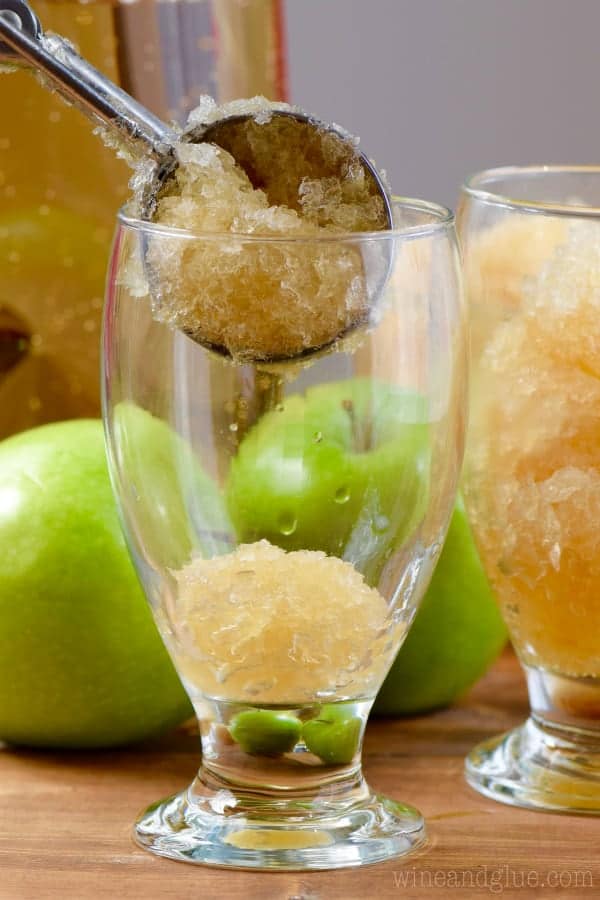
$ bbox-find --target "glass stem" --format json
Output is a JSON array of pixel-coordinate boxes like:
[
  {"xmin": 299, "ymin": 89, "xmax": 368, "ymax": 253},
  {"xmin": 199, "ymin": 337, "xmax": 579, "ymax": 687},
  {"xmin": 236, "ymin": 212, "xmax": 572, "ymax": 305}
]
[
  {"xmin": 525, "ymin": 663, "xmax": 600, "ymax": 742},
  {"xmin": 192, "ymin": 700, "xmax": 372, "ymax": 818}
]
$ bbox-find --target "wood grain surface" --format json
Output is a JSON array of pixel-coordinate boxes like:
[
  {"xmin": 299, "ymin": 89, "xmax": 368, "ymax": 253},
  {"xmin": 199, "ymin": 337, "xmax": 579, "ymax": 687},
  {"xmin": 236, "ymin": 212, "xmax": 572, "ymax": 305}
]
[{"xmin": 1, "ymin": 651, "xmax": 599, "ymax": 900}]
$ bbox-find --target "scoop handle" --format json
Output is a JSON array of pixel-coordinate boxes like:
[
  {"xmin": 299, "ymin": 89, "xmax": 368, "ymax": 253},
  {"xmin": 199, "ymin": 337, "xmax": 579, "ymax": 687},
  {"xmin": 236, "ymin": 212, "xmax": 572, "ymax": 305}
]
[{"xmin": 0, "ymin": 0, "xmax": 175, "ymax": 160}]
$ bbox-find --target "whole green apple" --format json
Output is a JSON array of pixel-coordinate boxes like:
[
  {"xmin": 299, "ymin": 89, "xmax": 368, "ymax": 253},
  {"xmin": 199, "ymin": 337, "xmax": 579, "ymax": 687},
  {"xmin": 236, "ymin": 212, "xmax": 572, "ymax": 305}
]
[
  {"xmin": 111, "ymin": 403, "xmax": 231, "ymax": 570},
  {"xmin": 226, "ymin": 378, "xmax": 429, "ymax": 573},
  {"xmin": 373, "ymin": 498, "xmax": 507, "ymax": 715},
  {"xmin": 0, "ymin": 419, "xmax": 193, "ymax": 748}
]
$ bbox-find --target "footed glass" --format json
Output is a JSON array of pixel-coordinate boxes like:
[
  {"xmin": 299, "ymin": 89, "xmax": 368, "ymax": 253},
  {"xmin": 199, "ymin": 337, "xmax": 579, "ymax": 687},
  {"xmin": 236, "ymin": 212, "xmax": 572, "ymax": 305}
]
[
  {"xmin": 102, "ymin": 199, "xmax": 466, "ymax": 869},
  {"xmin": 459, "ymin": 166, "xmax": 600, "ymax": 814}
]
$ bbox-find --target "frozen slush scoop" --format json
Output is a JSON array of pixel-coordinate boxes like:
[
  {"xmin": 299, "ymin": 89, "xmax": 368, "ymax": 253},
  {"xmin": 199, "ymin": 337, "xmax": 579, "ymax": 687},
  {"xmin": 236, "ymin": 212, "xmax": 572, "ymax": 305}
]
[{"xmin": 0, "ymin": 0, "xmax": 393, "ymax": 362}]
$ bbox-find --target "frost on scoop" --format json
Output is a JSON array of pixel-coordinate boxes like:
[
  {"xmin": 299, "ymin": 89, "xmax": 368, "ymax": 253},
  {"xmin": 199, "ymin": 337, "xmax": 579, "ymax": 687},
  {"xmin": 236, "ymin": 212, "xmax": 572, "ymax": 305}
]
[{"xmin": 130, "ymin": 95, "xmax": 390, "ymax": 362}]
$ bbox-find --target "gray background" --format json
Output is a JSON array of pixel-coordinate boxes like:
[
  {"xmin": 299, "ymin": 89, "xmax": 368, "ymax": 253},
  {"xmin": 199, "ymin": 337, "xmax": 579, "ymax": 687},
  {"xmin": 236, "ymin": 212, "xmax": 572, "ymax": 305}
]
[{"xmin": 285, "ymin": 0, "xmax": 598, "ymax": 209}]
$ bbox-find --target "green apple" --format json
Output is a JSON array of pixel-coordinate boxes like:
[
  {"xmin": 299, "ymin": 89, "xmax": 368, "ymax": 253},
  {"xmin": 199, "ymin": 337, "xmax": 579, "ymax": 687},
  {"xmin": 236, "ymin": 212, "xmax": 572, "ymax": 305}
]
[
  {"xmin": 302, "ymin": 705, "xmax": 363, "ymax": 765},
  {"xmin": 226, "ymin": 378, "xmax": 429, "ymax": 573},
  {"xmin": 0, "ymin": 419, "xmax": 193, "ymax": 748},
  {"xmin": 373, "ymin": 498, "xmax": 507, "ymax": 715},
  {"xmin": 229, "ymin": 709, "xmax": 301, "ymax": 756},
  {"xmin": 111, "ymin": 403, "xmax": 232, "ymax": 570}
]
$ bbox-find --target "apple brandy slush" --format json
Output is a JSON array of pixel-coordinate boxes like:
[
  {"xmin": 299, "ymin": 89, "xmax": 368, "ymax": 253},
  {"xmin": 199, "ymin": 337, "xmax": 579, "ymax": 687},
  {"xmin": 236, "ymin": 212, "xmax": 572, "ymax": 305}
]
[
  {"xmin": 460, "ymin": 166, "xmax": 600, "ymax": 814},
  {"xmin": 102, "ymin": 95, "xmax": 467, "ymax": 867}
]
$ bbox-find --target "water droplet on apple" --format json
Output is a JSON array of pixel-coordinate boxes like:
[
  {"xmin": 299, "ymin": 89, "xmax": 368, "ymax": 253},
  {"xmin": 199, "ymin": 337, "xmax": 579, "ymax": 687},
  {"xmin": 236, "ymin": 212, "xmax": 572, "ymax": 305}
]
[
  {"xmin": 229, "ymin": 422, "xmax": 238, "ymax": 432},
  {"xmin": 278, "ymin": 513, "xmax": 297, "ymax": 535},
  {"xmin": 334, "ymin": 486, "xmax": 350, "ymax": 504},
  {"xmin": 372, "ymin": 514, "xmax": 389, "ymax": 534},
  {"xmin": 313, "ymin": 431, "xmax": 323, "ymax": 443}
]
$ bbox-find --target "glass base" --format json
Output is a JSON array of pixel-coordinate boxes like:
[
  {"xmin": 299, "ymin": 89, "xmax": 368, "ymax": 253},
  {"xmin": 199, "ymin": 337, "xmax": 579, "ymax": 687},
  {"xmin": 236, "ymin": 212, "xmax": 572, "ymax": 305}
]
[
  {"xmin": 134, "ymin": 776, "xmax": 426, "ymax": 870},
  {"xmin": 466, "ymin": 716, "xmax": 600, "ymax": 815}
]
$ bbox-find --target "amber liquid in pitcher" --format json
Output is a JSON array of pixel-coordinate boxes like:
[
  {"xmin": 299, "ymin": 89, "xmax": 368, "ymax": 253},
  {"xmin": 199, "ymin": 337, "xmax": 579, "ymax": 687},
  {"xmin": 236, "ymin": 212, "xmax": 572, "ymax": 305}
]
[
  {"xmin": 0, "ymin": 0, "xmax": 133, "ymax": 435},
  {"xmin": 0, "ymin": 0, "xmax": 287, "ymax": 437}
]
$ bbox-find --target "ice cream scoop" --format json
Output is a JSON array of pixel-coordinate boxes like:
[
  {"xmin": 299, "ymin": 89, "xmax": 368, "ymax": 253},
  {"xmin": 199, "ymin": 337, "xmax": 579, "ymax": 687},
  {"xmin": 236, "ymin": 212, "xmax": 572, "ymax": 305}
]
[
  {"xmin": 0, "ymin": 0, "xmax": 393, "ymax": 362},
  {"xmin": 0, "ymin": 0, "xmax": 392, "ymax": 227}
]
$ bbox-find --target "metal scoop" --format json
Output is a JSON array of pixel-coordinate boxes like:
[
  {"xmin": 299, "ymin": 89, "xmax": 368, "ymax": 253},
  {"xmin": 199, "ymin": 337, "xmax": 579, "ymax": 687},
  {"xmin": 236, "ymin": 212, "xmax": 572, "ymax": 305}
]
[
  {"xmin": 0, "ymin": 0, "xmax": 392, "ymax": 222},
  {"xmin": 0, "ymin": 0, "xmax": 178, "ymax": 162},
  {"xmin": 0, "ymin": 0, "xmax": 393, "ymax": 362}
]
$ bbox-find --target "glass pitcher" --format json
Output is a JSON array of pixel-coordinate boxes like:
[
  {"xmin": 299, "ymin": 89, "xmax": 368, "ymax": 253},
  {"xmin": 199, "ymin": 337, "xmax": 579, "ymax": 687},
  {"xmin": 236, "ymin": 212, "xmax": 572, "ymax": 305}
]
[{"xmin": 0, "ymin": 0, "xmax": 287, "ymax": 437}]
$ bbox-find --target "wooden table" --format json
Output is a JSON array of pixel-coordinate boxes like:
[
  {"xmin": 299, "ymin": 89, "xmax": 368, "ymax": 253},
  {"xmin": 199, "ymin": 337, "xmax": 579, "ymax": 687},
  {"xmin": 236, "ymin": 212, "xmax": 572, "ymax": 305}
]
[{"xmin": 1, "ymin": 651, "xmax": 598, "ymax": 900}]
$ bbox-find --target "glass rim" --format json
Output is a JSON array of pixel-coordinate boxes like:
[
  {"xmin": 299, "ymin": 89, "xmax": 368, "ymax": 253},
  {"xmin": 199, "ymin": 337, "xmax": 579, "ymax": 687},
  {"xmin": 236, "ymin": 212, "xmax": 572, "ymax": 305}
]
[
  {"xmin": 462, "ymin": 164, "xmax": 600, "ymax": 218},
  {"xmin": 117, "ymin": 195, "xmax": 454, "ymax": 243}
]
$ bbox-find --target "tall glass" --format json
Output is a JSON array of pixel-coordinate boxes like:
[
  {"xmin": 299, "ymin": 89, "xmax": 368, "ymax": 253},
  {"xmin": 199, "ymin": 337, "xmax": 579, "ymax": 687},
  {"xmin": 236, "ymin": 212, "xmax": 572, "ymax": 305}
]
[
  {"xmin": 102, "ymin": 199, "xmax": 466, "ymax": 869},
  {"xmin": 459, "ymin": 166, "xmax": 600, "ymax": 814}
]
